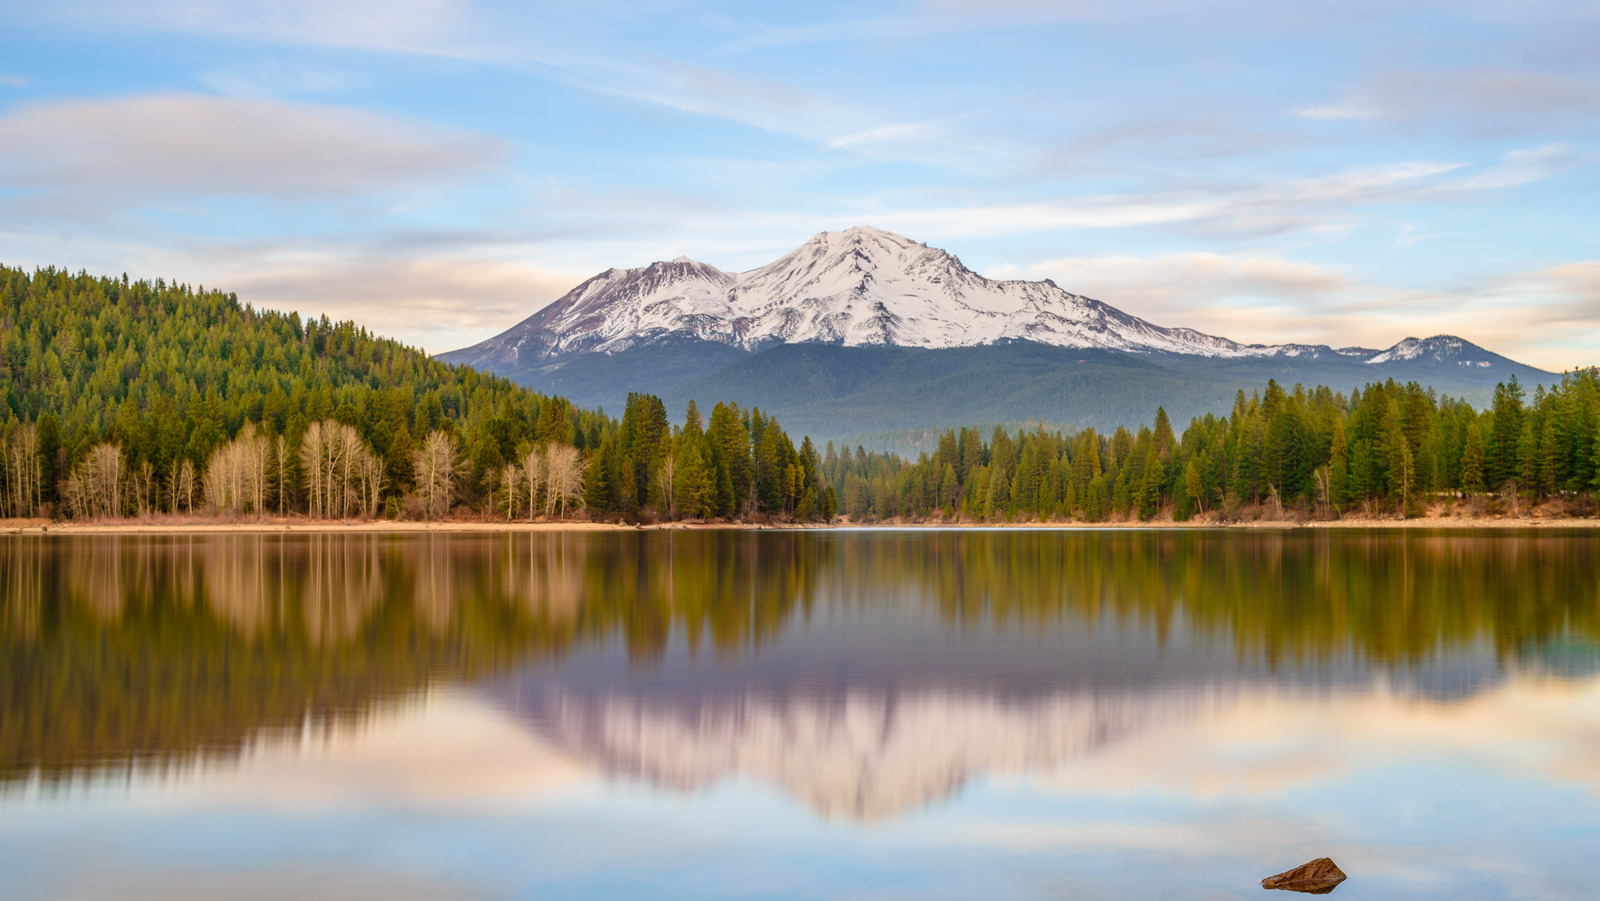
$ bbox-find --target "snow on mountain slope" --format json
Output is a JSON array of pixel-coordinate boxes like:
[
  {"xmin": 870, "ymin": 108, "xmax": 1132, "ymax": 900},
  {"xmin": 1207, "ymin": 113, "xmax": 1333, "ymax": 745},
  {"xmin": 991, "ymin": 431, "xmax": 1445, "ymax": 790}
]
[
  {"xmin": 1366, "ymin": 335, "xmax": 1499, "ymax": 367},
  {"xmin": 458, "ymin": 256, "xmax": 739, "ymax": 364},
  {"xmin": 439, "ymin": 226, "xmax": 1490, "ymax": 368},
  {"xmin": 727, "ymin": 227, "xmax": 1283, "ymax": 356}
]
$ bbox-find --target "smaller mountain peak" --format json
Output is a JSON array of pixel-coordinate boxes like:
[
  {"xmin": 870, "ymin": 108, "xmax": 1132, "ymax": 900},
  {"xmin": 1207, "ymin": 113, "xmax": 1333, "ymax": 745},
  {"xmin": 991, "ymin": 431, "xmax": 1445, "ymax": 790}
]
[
  {"xmin": 670, "ymin": 255, "xmax": 693, "ymax": 264},
  {"xmin": 1366, "ymin": 334, "xmax": 1490, "ymax": 365}
]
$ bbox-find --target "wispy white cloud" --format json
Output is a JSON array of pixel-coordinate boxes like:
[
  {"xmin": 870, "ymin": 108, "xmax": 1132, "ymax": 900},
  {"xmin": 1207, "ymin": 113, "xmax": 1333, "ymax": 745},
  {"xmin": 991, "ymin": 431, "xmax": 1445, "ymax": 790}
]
[
  {"xmin": 1395, "ymin": 224, "xmax": 1444, "ymax": 247},
  {"xmin": 1295, "ymin": 68, "xmax": 1600, "ymax": 133},
  {"xmin": 987, "ymin": 251, "xmax": 1362, "ymax": 343},
  {"xmin": 1032, "ymin": 113, "xmax": 1304, "ymax": 175},
  {"xmin": 0, "ymin": 219, "xmax": 587, "ymax": 354},
  {"xmin": 820, "ymin": 116, "xmax": 1014, "ymax": 166},
  {"xmin": 922, "ymin": 0, "xmax": 1233, "ymax": 23},
  {"xmin": 988, "ymin": 247, "xmax": 1600, "ymax": 369},
  {"xmin": 829, "ymin": 120, "xmax": 950, "ymax": 150},
  {"xmin": 0, "ymin": 75, "xmax": 27, "ymax": 87},
  {"xmin": 991, "ymin": 251, "xmax": 1350, "ymax": 306},
  {"xmin": 882, "ymin": 159, "xmax": 1467, "ymax": 238},
  {"xmin": 1454, "ymin": 142, "xmax": 1590, "ymax": 189},
  {"xmin": 196, "ymin": 59, "xmax": 360, "ymax": 96},
  {"xmin": 29, "ymin": 1, "xmax": 1014, "ymax": 169},
  {"xmin": 34, "ymin": 2, "xmax": 819, "ymax": 136},
  {"xmin": 48, "ymin": 0, "xmax": 474, "ymax": 55},
  {"xmin": 1495, "ymin": 260, "xmax": 1600, "ymax": 339},
  {"xmin": 220, "ymin": 253, "xmax": 585, "ymax": 353},
  {"xmin": 579, "ymin": 55, "xmax": 834, "ymax": 133},
  {"xmin": 710, "ymin": 15, "xmax": 952, "ymax": 53},
  {"xmin": 876, "ymin": 143, "xmax": 1588, "ymax": 241},
  {"xmin": 0, "ymin": 93, "xmax": 506, "ymax": 200},
  {"xmin": 1294, "ymin": 101, "xmax": 1387, "ymax": 121}
]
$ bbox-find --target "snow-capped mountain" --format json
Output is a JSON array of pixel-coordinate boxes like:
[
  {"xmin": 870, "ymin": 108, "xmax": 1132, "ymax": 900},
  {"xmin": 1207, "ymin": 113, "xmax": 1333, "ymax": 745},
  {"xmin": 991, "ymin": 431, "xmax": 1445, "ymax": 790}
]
[
  {"xmin": 443, "ymin": 226, "xmax": 1406, "ymax": 366},
  {"xmin": 439, "ymin": 226, "xmax": 1550, "ymax": 438}
]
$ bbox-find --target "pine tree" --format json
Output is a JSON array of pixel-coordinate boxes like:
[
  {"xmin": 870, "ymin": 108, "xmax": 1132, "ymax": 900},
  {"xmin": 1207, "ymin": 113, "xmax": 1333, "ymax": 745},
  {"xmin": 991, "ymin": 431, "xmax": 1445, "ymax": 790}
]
[
  {"xmin": 674, "ymin": 438, "xmax": 712, "ymax": 519},
  {"xmin": 985, "ymin": 464, "xmax": 1009, "ymax": 520},
  {"xmin": 1461, "ymin": 422, "xmax": 1486, "ymax": 496},
  {"xmin": 1327, "ymin": 418, "xmax": 1350, "ymax": 510},
  {"xmin": 1489, "ymin": 376, "xmax": 1525, "ymax": 491},
  {"xmin": 1138, "ymin": 445, "xmax": 1165, "ymax": 520},
  {"xmin": 1153, "ymin": 406, "xmax": 1175, "ymax": 460},
  {"xmin": 940, "ymin": 464, "xmax": 959, "ymax": 515},
  {"xmin": 708, "ymin": 402, "xmax": 751, "ymax": 516},
  {"xmin": 1184, "ymin": 458, "xmax": 1205, "ymax": 514},
  {"xmin": 583, "ymin": 435, "xmax": 618, "ymax": 515}
]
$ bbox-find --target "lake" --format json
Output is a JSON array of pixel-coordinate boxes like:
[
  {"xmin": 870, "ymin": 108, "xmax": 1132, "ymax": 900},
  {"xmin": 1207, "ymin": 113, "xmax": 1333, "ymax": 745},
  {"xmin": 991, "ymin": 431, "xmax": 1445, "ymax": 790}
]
[{"xmin": 2, "ymin": 529, "xmax": 1598, "ymax": 900}]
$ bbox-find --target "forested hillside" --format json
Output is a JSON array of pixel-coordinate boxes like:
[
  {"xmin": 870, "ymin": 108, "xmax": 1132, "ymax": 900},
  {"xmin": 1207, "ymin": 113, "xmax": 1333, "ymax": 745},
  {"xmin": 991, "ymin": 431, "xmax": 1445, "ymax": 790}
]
[
  {"xmin": 0, "ymin": 266, "xmax": 830, "ymax": 522},
  {"xmin": 824, "ymin": 372, "xmax": 1600, "ymax": 521}
]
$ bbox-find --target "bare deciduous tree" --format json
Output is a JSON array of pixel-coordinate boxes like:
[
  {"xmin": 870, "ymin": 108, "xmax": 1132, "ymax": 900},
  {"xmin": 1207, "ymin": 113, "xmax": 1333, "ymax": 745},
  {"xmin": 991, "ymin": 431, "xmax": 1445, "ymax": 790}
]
[
  {"xmin": 301, "ymin": 420, "xmax": 384, "ymax": 519},
  {"xmin": 499, "ymin": 466, "xmax": 521, "ymax": 520},
  {"xmin": 204, "ymin": 423, "xmax": 270, "ymax": 515},
  {"xmin": 275, "ymin": 434, "xmax": 288, "ymax": 516},
  {"xmin": 545, "ymin": 443, "xmax": 585, "ymax": 518},
  {"xmin": 411, "ymin": 430, "xmax": 461, "ymax": 520},
  {"xmin": 357, "ymin": 450, "xmax": 385, "ymax": 518},
  {"xmin": 1312, "ymin": 466, "xmax": 1331, "ymax": 517},
  {"xmin": 169, "ymin": 459, "xmax": 198, "ymax": 514},
  {"xmin": 4, "ymin": 422, "xmax": 42, "ymax": 517},
  {"xmin": 523, "ymin": 448, "xmax": 545, "ymax": 520},
  {"xmin": 132, "ymin": 460, "xmax": 156, "ymax": 517},
  {"xmin": 654, "ymin": 451, "xmax": 677, "ymax": 519},
  {"xmin": 302, "ymin": 421, "xmax": 327, "ymax": 518},
  {"xmin": 63, "ymin": 443, "xmax": 124, "ymax": 519}
]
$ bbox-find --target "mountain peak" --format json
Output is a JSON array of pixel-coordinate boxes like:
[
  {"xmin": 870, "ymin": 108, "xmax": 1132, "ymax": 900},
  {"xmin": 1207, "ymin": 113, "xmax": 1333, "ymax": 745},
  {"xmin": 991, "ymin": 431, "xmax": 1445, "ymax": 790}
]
[
  {"xmin": 1366, "ymin": 335, "xmax": 1505, "ymax": 367},
  {"xmin": 816, "ymin": 224, "xmax": 913, "ymax": 242},
  {"xmin": 785, "ymin": 226, "xmax": 930, "ymax": 267},
  {"xmin": 439, "ymin": 230, "xmax": 1518, "ymax": 369}
]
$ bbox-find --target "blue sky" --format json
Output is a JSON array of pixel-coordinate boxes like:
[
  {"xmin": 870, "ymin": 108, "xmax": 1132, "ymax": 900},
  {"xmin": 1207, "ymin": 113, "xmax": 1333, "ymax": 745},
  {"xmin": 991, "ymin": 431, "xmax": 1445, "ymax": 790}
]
[{"xmin": 2, "ymin": 1, "xmax": 1597, "ymax": 368}]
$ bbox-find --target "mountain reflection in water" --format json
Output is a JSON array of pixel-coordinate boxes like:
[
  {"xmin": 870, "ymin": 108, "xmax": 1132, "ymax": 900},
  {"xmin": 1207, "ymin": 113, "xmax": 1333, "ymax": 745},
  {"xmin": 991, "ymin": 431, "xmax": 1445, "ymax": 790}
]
[{"xmin": 4, "ymin": 529, "xmax": 1599, "ymax": 820}]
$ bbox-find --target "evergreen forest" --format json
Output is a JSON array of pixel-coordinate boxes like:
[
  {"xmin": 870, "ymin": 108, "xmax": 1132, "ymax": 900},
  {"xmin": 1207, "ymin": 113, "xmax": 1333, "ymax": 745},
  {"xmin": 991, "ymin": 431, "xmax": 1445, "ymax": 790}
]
[
  {"xmin": 3, "ymin": 264, "xmax": 1597, "ymax": 523},
  {"xmin": 824, "ymin": 372, "xmax": 1600, "ymax": 521},
  {"xmin": 0, "ymin": 266, "xmax": 830, "ymax": 522}
]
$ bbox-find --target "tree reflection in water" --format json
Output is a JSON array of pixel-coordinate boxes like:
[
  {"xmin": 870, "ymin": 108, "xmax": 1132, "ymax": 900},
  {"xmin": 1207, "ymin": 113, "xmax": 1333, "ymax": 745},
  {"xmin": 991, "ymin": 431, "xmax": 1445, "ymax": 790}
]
[{"xmin": 3, "ymin": 529, "xmax": 1598, "ymax": 789}]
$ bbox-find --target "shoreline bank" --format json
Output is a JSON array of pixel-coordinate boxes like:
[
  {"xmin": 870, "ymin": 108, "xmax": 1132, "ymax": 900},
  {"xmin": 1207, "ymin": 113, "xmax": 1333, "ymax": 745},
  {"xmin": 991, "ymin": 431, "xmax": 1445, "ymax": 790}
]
[{"xmin": 5, "ymin": 515, "xmax": 1600, "ymax": 534}]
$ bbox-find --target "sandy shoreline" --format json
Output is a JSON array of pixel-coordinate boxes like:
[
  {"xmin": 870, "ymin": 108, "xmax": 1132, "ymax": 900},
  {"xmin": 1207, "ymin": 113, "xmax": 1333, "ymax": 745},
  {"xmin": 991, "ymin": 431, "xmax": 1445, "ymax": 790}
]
[{"xmin": 3, "ymin": 515, "xmax": 1599, "ymax": 534}]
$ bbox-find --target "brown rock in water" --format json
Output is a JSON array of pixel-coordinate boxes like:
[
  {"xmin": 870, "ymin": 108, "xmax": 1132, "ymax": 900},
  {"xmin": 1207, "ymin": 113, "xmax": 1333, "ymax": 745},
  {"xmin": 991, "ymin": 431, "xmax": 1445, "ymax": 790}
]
[{"xmin": 1261, "ymin": 858, "xmax": 1347, "ymax": 893}]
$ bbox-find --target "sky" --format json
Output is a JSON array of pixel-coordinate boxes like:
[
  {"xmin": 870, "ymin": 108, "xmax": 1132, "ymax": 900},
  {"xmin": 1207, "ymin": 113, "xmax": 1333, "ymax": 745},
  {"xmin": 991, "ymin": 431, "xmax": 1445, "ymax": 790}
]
[{"xmin": 1, "ymin": 0, "xmax": 1598, "ymax": 368}]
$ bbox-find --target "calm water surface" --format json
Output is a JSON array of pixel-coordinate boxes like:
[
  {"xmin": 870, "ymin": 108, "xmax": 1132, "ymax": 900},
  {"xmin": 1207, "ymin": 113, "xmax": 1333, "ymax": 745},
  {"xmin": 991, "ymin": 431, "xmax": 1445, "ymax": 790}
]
[{"xmin": 3, "ymin": 529, "xmax": 1599, "ymax": 900}]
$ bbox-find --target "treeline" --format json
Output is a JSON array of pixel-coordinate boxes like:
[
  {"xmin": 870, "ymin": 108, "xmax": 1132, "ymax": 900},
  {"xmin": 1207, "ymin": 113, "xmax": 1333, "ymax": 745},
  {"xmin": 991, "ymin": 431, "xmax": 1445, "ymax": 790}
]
[
  {"xmin": 824, "ymin": 371, "xmax": 1600, "ymax": 521},
  {"xmin": 563, "ymin": 393, "xmax": 833, "ymax": 523},
  {"xmin": 0, "ymin": 266, "xmax": 827, "ymax": 522}
]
